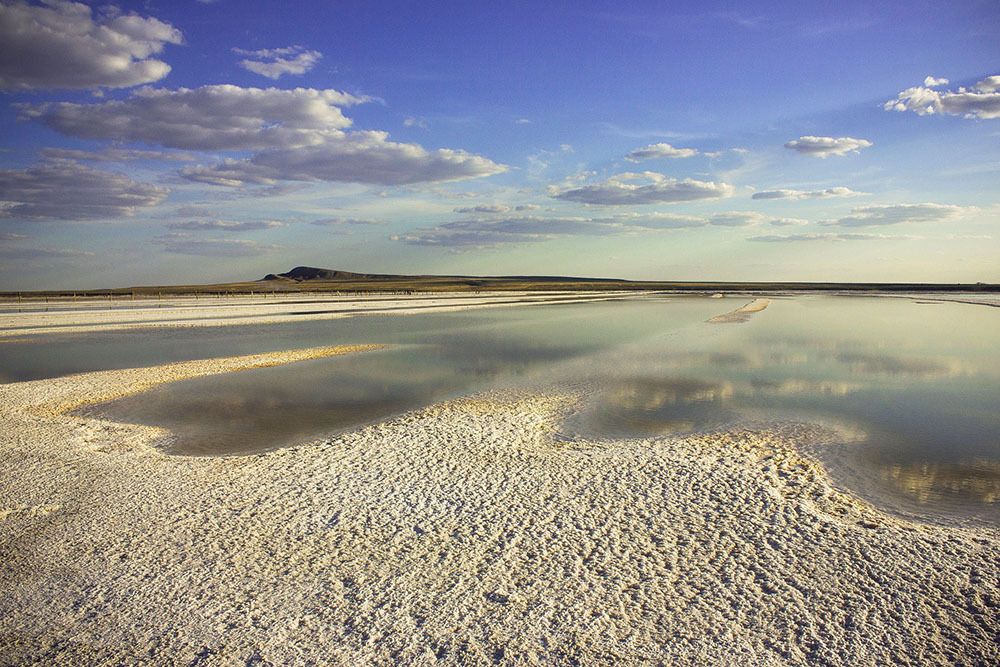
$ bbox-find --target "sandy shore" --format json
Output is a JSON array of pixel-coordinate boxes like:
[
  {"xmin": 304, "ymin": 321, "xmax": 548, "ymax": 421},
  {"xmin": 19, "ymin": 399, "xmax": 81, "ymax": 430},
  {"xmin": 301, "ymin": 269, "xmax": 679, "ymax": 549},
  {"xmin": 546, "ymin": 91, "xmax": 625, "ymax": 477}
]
[{"xmin": 1, "ymin": 338, "xmax": 997, "ymax": 665}]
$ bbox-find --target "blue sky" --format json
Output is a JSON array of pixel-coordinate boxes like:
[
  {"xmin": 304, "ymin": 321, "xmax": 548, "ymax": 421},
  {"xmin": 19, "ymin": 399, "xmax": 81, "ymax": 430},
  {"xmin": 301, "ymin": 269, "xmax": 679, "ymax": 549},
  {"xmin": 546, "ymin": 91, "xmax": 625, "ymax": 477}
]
[{"xmin": 1, "ymin": 0, "xmax": 998, "ymax": 289}]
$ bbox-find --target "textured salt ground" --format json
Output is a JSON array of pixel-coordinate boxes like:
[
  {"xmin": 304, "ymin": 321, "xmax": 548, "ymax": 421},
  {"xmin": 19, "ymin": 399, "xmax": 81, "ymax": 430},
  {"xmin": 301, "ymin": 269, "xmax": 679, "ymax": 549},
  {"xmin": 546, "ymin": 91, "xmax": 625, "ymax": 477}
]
[
  {"xmin": 0, "ymin": 291, "xmax": 635, "ymax": 338},
  {"xmin": 1, "ymin": 353, "xmax": 998, "ymax": 665},
  {"xmin": 706, "ymin": 298, "xmax": 772, "ymax": 323}
]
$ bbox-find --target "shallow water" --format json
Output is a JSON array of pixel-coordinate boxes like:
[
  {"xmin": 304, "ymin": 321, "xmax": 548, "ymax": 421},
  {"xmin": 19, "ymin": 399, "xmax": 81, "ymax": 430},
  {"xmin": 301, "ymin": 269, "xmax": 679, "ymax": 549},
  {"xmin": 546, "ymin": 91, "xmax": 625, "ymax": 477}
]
[{"xmin": 20, "ymin": 294, "xmax": 1000, "ymax": 525}]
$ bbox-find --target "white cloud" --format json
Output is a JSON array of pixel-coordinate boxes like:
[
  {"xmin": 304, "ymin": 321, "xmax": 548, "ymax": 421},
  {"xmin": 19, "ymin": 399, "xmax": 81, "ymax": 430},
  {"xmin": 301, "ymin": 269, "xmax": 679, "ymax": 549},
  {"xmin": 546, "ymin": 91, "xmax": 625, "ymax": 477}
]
[
  {"xmin": 393, "ymin": 215, "xmax": 618, "ymax": 248},
  {"xmin": 166, "ymin": 220, "xmax": 284, "ymax": 232},
  {"xmin": 40, "ymin": 148, "xmax": 198, "ymax": 162},
  {"xmin": 769, "ymin": 217, "xmax": 809, "ymax": 226},
  {"xmin": 0, "ymin": 0, "xmax": 182, "ymax": 90},
  {"xmin": 884, "ymin": 75, "xmax": 1000, "ymax": 119},
  {"xmin": 0, "ymin": 233, "xmax": 29, "ymax": 240},
  {"xmin": 22, "ymin": 84, "xmax": 506, "ymax": 187},
  {"xmin": 624, "ymin": 142, "xmax": 699, "ymax": 162},
  {"xmin": 609, "ymin": 212, "xmax": 707, "ymax": 229},
  {"xmin": 23, "ymin": 85, "xmax": 366, "ymax": 151},
  {"xmin": 977, "ymin": 76, "xmax": 1000, "ymax": 93},
  {"xmin": 0, "ymin": 162, "xmax": 168, "ymax": 220},
  {"xmin": 707, "ymin": 211, "xmax": 769, "ymax": 227},
  {"xmin": 551, "ymin": 172, "xmax": 734, "ymax": 205},
  {"xmin": 180, "ymin": 131, "xmax": 507, "ymax": 186},
  {"xmin": 393, "ymin": 207, "xmax": 775, "ymax": 248},
  {"xmin": 747, "ymin": 233, "xmax": 919, "ymax": 242},
  {"xmin": 153, "ymin": 233, "xmax": 279, "ymax": 257},
  {"xmin": 821, "ymin": 203, "xmax": 972, "ymax": 227},
  {"xmin": 453, "ymin": 205, "xmax": 511, "ymax": 214},
  {"xmin": 752, "ymin": 186, "xmax": 868, "ymax": 200},
  {"xmin": 784, "ymin": 136, "xmax": 872, "ymax": 157},
  {"xmin": 0, "ymin": 245, "xmax": 94, "ymax": 259},
  {"xmin": 310, "ymin": 218, "xmax": 385, "ymax": 226},
  {"xmin": 234, "ymin": 45, "xmax": 322, "ymax": 79},
  {"xmin": 924, "ymin": 76, "xmax": 949, "ymax": 87}
]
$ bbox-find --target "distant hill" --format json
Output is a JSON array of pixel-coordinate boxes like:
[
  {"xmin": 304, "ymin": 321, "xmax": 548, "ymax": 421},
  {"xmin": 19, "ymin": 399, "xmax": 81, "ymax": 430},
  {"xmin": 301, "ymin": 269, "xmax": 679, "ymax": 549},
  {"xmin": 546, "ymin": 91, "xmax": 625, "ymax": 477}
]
[{"xmin": 261, "ymin": 266, "xmax": 401, "ymax": 282}]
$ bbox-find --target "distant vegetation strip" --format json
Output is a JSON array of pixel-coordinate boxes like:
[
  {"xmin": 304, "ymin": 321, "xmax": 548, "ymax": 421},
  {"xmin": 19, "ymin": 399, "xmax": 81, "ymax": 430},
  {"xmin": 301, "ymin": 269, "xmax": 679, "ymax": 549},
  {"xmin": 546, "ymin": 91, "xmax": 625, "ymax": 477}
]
[{"xmin": 1, "ymin": 265, "xmax": 996, "ymax": 297}]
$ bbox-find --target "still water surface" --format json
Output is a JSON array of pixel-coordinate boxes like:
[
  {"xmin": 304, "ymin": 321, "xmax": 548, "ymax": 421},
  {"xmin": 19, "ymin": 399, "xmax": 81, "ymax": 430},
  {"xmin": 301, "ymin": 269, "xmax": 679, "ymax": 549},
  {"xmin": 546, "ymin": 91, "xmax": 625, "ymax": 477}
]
[{"xmin": 8, "ymin": 295, "xmax": 998, "ymax": 525}]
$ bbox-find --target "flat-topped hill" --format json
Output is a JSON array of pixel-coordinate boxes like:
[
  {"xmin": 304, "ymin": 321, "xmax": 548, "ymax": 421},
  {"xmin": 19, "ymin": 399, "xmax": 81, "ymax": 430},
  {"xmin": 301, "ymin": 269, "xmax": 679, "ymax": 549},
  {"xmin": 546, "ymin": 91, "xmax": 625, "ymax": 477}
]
[{"xmin": 261, "ymin": 266, "xmax": 400, "ymax": 282}]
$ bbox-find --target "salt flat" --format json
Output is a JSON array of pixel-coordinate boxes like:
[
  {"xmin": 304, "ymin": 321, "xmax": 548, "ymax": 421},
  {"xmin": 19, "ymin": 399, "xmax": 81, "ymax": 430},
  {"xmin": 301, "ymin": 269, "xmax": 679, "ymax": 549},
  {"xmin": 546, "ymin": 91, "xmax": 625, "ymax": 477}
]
[{"xmin": 0, "ymin": 299, "xmax": 997, "ymax": 666}]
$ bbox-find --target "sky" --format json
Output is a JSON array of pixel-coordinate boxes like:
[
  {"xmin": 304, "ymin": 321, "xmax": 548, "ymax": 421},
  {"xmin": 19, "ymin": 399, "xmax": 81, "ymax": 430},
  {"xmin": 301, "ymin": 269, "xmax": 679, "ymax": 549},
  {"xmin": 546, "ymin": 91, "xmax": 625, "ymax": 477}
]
[{"xmin": 0, "ymin": 0, "xmax": 998, "ymax": 290}]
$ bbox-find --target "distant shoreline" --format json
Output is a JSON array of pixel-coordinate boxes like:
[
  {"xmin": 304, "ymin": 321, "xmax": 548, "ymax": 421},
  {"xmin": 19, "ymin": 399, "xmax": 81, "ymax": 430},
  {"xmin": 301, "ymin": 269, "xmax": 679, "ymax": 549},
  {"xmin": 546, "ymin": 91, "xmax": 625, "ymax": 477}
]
[{"xmin": 1, "ymin": 275, "xmax": 997, "ymax": 298}]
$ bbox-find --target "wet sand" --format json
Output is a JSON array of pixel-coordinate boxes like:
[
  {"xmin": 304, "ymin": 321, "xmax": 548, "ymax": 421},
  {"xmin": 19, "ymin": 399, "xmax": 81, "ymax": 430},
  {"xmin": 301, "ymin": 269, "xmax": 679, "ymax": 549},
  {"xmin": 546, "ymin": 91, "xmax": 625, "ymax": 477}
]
[{"xmin": 0, "ymin": 302, "xmax": 998, "ymax": 665}]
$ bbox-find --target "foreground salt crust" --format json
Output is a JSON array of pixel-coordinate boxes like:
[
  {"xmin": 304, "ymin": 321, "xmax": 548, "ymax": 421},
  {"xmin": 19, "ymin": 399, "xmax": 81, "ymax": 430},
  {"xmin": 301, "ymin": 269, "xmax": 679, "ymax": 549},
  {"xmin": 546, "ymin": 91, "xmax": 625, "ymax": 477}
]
[{"xmin": 1, "ymin": 351, "xmax": 998, "ymax": 665}]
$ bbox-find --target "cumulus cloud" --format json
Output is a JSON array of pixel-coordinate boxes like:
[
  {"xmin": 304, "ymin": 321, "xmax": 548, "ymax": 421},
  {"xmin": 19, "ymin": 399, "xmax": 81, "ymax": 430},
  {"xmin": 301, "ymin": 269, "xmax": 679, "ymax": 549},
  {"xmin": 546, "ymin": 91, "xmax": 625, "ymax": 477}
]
[
  {"xmin": 0, "ymin": 0, "xmax": 182, "ymax": 90},
  {"xmin": 234, "ymin": 45, "xmax": 322, "ymax": 79},
  {"xmin": 821, "ymin": 203, "xmax": 971, "ymax": 227},
  {"xmin": 884, "ymin": 75, "xmax": 1000, "ymax": 119},
  {"xmin": 0, "ymin": 162, "xmax": 168, "ymax": 220},
  {"xmin": 552, "ymin": 172, "xmax": 734, "ymax": 205},
  {"xmin": 153, "ymin": 233, "xmax": 279, "ymax": 257},
  {"xmin": 784, "ymin": 136, "xmax": 872, "ymax": 157},
  {"xmin": 22, "ymin": 84, "xmax": 507, "ymax": 186},
  {"xmin": 624, "ymin": 142, "xmax": 699, "ymax": 162},
  {"xmin": 179, "ymin": 132, "xmax": 507, "ymax": 186},
  {"xmin": 40, "ymin": 148, "xmax": 198, "ymax": 162},
  {"xmin": 752, "ymin": 186, "xmax": 868, "ymax": 200},
  {"xmin": 166, "ymin": 220, "xmax": 284, "ymax": 232},
  {"xmin": 22, "ymin": 85, "xmax": 366, "ymax": 151},
  {"xmin": 769, "ymin": 218, "xmax": 809, "ymax": 226}
]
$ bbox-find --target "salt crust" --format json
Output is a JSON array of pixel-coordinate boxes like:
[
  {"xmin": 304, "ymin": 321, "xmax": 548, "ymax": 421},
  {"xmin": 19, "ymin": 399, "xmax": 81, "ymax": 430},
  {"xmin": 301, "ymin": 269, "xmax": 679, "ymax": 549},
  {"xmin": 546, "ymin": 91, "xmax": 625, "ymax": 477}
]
[
  {"xmin": 1, "ymin": 347, "xmax": 998, "ymax": 665},
  {"xmin": 0, "ymin": 291, "xmax": 635, "ymax": 339},
  {"xmin": 706, "ymin": 298, "xmax": 772, "ymax": 323}
]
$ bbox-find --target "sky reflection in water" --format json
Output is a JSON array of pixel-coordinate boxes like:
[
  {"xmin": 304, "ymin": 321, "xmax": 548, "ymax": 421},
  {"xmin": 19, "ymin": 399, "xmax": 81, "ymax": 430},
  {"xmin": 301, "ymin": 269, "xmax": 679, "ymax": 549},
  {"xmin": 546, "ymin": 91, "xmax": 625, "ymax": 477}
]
[{"xmin": 67, "ymin": 295, "xmax": 1000, "ymax": 525}]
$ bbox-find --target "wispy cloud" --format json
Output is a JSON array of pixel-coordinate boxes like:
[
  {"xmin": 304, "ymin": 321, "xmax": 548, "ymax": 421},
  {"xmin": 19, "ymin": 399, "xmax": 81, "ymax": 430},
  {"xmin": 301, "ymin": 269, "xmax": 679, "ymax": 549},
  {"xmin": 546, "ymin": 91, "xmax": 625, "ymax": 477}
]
[
  {"xmin": 166, "ymin": 220, "xmax": 284, "ymax": 232},
  {"xmin": 820, "ymin": 203, "xmax": 972, "ymax": 227},
  {"xmin": 180, "ymin": 135, "xmax": 507, "ymax": 186},
  {"xmin": 551, "ymin": 172, "xmax": 734, "ymax": 205},
  {"xmin": 0, "ymin": 162, "xmax": 168, "ymax": 220},
  {"xmin": 748, "ymin": 233, "xmax": 920, "ymax": 242},
  {"xmin": 752, "ymin": 187, "xmax": 868, "ymax": 200},
  {"xmin": 310, "ymin": 218, "xmax": 386, "ymax": 226},
  {"xmin": 153, "ymin": 233, "xmax": 280, "ymax": 257},
  {"xmin": 393, "ymin": 208, "xmax": 792, "ymax": 249},
  {"xmin": 234, "ymin": 46, "xmax": 322, "ymax": 79},
  {"xmin": 624, "ymin": 142, "xmax": 698, "ymax": 162},
  {"xmin": 40, "ymin": 148, "xmax": 199, "ymax": 163},
  {"xmin": 0, "ymin": 245, "xmax": 94, "ymax": 259},
  {"xmin": 453, "ymin": 205, "xmax": 512, "ymax": 214}
]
